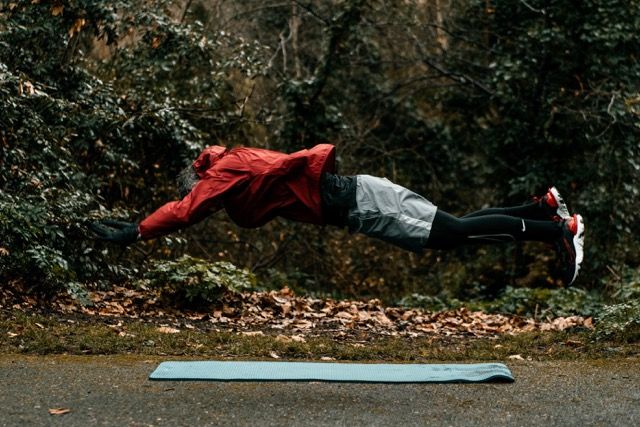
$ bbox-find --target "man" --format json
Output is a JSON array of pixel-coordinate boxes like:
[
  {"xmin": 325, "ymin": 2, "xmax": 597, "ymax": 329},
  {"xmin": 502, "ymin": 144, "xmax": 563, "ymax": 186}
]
[{"xmin": 91, "ymin": 143, "xmax": 585, "ymax": 285}]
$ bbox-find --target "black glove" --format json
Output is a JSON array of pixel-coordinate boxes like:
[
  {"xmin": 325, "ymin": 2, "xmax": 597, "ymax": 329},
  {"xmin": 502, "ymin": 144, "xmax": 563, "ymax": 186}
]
[{"xmin": 89, "ymin": 220, "xmax": 140, "ymax": 245}]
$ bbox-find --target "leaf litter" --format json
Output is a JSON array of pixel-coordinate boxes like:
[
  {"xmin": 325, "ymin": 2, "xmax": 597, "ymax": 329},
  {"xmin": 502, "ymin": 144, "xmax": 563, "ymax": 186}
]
[{"xmin": 2, "ymin": 285, "xmax": 592, "ymax": 341}]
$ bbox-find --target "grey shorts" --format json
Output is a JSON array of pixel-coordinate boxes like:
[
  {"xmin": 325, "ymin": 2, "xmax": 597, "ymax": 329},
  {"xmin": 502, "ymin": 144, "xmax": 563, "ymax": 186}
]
[{"xmin": 347, "ymin": 175, "xmax": 438, "ymax": 253}]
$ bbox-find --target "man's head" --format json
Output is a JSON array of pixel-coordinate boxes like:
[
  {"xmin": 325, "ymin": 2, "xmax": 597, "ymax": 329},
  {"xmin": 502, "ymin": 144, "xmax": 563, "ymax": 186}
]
[{"xmin": 177, "ymin": 165, "xmax": 199, "ymax": 199}]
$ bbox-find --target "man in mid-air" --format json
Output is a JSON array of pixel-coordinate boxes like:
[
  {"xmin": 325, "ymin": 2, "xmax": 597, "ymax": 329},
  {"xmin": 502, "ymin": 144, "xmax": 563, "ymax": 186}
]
[{"xmin": 91, "ymin": 143, "xmax": 585, "ymax": 285}]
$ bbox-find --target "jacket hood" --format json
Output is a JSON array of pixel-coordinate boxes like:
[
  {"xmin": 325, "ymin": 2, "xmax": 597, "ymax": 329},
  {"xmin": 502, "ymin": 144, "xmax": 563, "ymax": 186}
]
[{"xmin": 192, "ymin": 146, "xmax": 227, "ymax": 178}]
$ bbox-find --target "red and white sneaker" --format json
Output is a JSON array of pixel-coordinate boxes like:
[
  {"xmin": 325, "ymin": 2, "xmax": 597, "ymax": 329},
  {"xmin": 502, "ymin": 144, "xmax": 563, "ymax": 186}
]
[
  {"xmin": 537, "ymin": 186, "xmax": 571, "ymax": 222},
  {"xmin": 556, "ymin": 214, "xmax": 585, "ymax": 285}
]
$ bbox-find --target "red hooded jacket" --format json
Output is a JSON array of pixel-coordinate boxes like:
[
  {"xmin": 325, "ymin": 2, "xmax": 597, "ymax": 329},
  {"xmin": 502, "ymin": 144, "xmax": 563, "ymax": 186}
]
[{"xmin": 139, "ymin": 144, "xmax": 336, "ymax": 239}]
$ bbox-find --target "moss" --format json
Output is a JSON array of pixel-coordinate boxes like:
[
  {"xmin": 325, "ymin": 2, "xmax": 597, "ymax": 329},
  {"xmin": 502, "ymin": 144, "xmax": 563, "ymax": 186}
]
[{"xmin": 1, "ymin": 310, "xmax": 638, "ymax": 361}]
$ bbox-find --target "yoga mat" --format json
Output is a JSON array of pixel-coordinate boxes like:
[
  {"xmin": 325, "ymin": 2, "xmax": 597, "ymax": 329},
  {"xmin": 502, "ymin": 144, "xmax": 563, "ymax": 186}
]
[{"xmin": 149, "ymin": 361, "xmax": 514, "ymax": 383}]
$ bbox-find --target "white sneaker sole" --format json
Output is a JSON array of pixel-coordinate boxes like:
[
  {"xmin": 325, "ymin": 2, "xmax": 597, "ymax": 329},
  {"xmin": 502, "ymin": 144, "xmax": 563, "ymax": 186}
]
[
  {"xmin": 549, "ymin": 187, "xmax": 571, "ymax": 220},
  {"xmin": 570, "ymin": 214, "xmax": 585, "ymax": 285}
]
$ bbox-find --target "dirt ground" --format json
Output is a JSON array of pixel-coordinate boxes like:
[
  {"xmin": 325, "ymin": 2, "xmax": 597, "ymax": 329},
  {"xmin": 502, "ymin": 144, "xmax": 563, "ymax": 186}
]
[{"xmin": 1, "ymin": 355, "xmax": 638, "ymax": 427}]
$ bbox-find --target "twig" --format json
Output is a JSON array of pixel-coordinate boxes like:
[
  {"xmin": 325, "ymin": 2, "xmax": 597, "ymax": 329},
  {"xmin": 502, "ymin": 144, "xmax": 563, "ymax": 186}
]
[
  {"xmin": 279, "ymin": 29, "xmax": 290, "ymax": 73},
  {"xmin": 420, "ymin": 55, "xmax": 494, "ymax": 96},
  {"xmin": 293, "ymin": 0, "xmax": 329, "ymax": 25},
  {"xmin": 238, "ymin": 83, "xmax": 256, "ymax": 118},
  {"xmin": 606, "ymin": 93, "xmax": 617, "ymax": 117},
  {"xmin": 181, "ymin": 0, "xmax": 194, "ymax": 24},
  {"xmin": 520, "ymin": 0, "xmax": 545, "ymax": 14}
]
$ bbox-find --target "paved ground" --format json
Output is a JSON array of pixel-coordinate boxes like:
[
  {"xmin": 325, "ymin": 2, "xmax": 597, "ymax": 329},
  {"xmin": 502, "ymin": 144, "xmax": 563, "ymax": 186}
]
[{"xmin": 0, "ymin": 355, "xmax": 638, "ymax": 426}]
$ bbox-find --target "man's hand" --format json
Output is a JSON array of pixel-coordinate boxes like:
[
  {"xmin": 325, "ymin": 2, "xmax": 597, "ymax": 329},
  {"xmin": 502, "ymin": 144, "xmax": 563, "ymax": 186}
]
[{"xmin": 89, "ymin": 220, "xmax": 140, "ymax": 245}]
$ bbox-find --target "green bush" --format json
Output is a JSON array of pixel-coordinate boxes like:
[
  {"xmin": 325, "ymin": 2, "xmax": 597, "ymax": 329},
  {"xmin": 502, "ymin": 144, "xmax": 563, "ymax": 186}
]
[
  {"xmin": 1, "ymin": 0, "xmax": 639, "ymax": 324},
  {"xmin": 0, "ymin": 1, "xmax": 265, "ymax": 293},
  {"xmin": 477, "ymin": 286, "xmax": 604, "ymax": 318},
  {"xmin": 398, "ymin": 294, "xmax": 450, "ymax": 312},
  {"xmin": 609, "ymin": 266, "xmax": 640, "ymax": 301},
  {"xmin": 143, "ymin": 255, "xmax": 255, "ymax": 305},
  {"xmin": 442, "ymin": 0, "xmax": 640, "ymax": 288},
  {"xmin": 595, "ymin": 300, "xmax": 640, "ymax": 342},
  {"xmin": 401, "ymin": 286, "xmax": 604, "ymax": 318}
]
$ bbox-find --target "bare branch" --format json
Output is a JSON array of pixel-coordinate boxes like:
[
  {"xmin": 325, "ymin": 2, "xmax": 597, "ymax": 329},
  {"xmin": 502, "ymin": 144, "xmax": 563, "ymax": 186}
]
[
  {"xmin": 290, "ymin": 0, "xmax": 302, "ymax": 78},
  {"xmin": 520, "ymin": 0, "xmax": 546, "ymax": 14},
  {"xmin": 293, "ymin": 0, "xmax": 330, "ymax": 25},
  {"xmin": 410, "ymin": 33, "xmax": 494, "ymax": 96},
  {"xmin": 181, "ymin": 0, "xmax": 194, "ymax": 24},
  {"xmin": 308, "ymin": 0, "xmax": 367, "ymax": 105}
]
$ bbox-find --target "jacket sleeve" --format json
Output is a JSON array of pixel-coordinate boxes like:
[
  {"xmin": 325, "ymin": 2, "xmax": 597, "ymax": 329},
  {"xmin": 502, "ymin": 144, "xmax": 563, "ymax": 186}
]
[{"xmin": 138, "ymin": 173, "xmax": 244, "ymax": 239}]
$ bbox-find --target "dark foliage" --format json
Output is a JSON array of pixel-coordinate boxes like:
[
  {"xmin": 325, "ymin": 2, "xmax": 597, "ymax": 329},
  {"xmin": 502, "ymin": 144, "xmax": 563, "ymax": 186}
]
[{"xmin": 1, "ymin": 0, "xmax": 638, "ymax": 306}]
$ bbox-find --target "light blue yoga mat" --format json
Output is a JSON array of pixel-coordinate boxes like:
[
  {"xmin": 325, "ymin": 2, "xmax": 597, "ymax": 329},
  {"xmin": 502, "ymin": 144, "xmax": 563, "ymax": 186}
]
[{"xmin": 149, "ymin": 361, "xmax": 514, "ymax": 383}]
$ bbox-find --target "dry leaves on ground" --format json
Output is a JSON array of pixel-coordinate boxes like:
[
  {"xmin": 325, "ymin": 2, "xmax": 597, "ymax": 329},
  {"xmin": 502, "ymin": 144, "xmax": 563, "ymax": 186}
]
[{"xmin": 0, "ymin": 285, "xmax": 593, "ymax": 340}]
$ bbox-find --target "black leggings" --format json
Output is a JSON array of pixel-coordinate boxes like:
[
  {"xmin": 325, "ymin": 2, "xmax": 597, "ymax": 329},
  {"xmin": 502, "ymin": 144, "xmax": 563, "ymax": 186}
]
[{"xmin": 426, "ymin": 202, "xmax": 561, "ymax": 250}]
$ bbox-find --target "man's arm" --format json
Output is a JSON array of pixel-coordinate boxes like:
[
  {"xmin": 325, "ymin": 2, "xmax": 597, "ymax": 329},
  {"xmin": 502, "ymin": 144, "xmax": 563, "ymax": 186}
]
[
  {"xmin": 138, "ymin": 193, "xmax": 217, "ymax": 239},
  {"xmin": 92, "ymin": 173, "xmax": 245, "ymax": 243}
]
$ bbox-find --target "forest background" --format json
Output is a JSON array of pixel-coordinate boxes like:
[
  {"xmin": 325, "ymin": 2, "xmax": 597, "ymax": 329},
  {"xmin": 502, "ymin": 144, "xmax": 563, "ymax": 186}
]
[{"xmin": 1, "ymin": 0, "xmax": 639, "ymax": 326}]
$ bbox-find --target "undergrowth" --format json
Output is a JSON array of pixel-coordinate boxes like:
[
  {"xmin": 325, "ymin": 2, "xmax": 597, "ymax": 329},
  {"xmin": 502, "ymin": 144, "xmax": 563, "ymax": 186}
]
[{"xmin": 1, "ymin": 310, "xmax": 638, "ymax": 360}]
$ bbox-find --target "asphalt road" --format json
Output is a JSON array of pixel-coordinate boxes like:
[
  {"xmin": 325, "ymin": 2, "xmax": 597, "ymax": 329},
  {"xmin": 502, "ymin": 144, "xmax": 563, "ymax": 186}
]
[{"xmin": 1, "ymin": 355, "xmax": 638, "ymax": 427}]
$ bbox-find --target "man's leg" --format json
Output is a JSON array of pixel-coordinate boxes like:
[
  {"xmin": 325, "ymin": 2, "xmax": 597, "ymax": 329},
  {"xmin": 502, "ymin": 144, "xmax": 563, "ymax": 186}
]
[
  {"xmin": 460, "ymin": 202, "xmax": 546, "ymax": 221},
  {"xmin": 461, "ymin": 187, "xmax": 570, "ymax": 222},
  {"xmin": 345, "ymin": 175, "xmax": 584, "ymax": 285},
  {"xmin": 426, "ymin": 209, "xmax": 562, "ymax": 250},
  {"xmin": 425, "ymin": 209, "xmax": 584, "ymax": 285}
]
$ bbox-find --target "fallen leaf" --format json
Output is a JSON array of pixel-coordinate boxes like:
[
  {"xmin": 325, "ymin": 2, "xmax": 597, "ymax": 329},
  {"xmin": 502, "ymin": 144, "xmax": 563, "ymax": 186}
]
[
  {"xmin": 281, "ymin": 302, "xmax": 292, "ymax": 316},
  {"xmin": 373, "ymin": 312, "xmax": 393, "ymax": 326},
  {"xmin": 335, "ymin": 311, "xmax": 353, "ymax": 320},
  {"xmin": 275, "ymin": 334, "xmax": 291, "ymax": 343},
  {"xmin": 18, "ymin": 81, "xmax": 36, "ymax": 96},
  {"xmin": 68, "ymin": 18, "xmax": 86, "ymax": 38},
  {"xmin": 156, "ymin": 326, "xmax": 180, "ymax": 334},
  {"xmin": 275, "ymin": 334, "xmax": 306, "ymax": 343},
  {"xmin": 292, "ymin": 319, "xmax": 313, "ymax": 329},
  {"xmin": 222, "ymin": 305, "xmax": 236, "ymax": 316},
  {"xmin": 290, "ymin": 334, "xmax": 306, "ymax": 343},
  {"xmin": 48, "ymin": 408, "xmax": 71, "ymax": 415},
  {"xmin": 35, "ymin": 322, "xmax": 45, "ymax": 329},
  {"xmin": 51, "ymin": 4, "xmax": 64, "ymax": 16}
]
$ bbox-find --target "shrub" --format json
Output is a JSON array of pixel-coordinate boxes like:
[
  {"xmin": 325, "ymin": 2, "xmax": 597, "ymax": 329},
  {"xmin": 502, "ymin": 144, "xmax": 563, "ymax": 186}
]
[
  {"xmin": 143, "ymin": 255, "xmax": 255, "ymax": 305},
  {"xmin": 1, "ymin": 0, "xmax": 639, "ymax": 318},
  {"xmin": 398, "ymin": 294, "xmax": 449, "ymax": 312},
  {"xmin": 476, "ymin": 286, "xmax": 604, "ymax": 318},
  {"xmin": 0, "ymin": 1, "xmax": 266, "ymax": 293},
  {"xmin": 401, "ymin": 286, "xmax": 604, "ymax": 318},
  {"xmin": 595, "ymin": 300, "xmax": 640, "ymax": 342}
]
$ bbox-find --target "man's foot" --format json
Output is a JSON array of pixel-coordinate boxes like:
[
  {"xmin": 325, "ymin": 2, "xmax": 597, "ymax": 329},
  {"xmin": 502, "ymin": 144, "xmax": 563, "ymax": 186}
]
[
  {"xmin": 557, "ymin": 214, "xmax": 585, "ymax": 285},
  {"xmin": 537, "ymin": 186, "xmax": 571, "ymax": 221}
]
